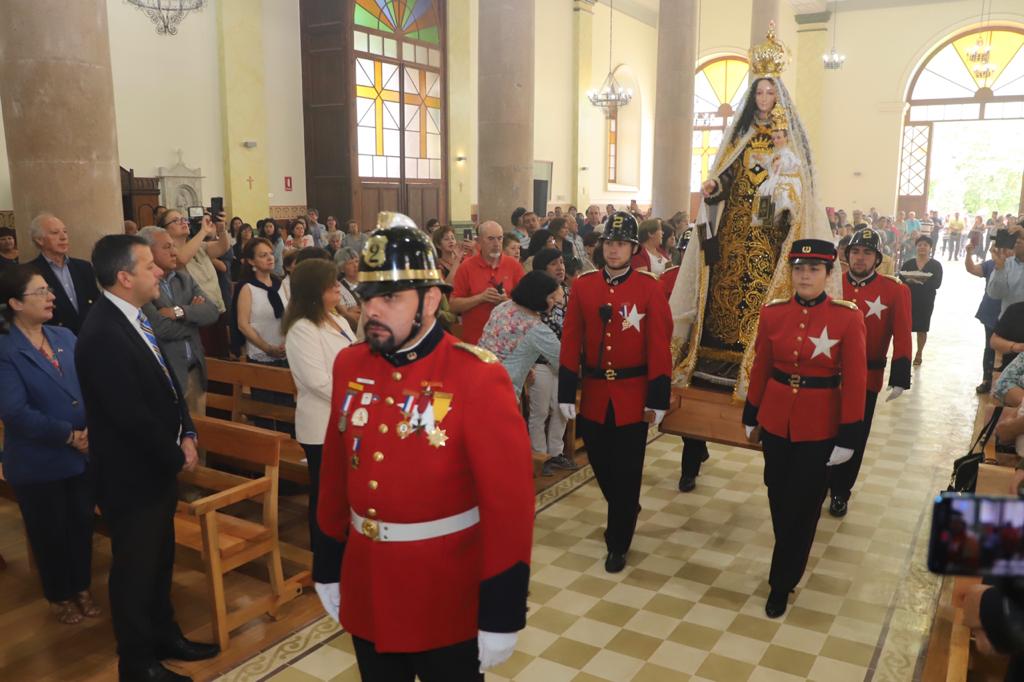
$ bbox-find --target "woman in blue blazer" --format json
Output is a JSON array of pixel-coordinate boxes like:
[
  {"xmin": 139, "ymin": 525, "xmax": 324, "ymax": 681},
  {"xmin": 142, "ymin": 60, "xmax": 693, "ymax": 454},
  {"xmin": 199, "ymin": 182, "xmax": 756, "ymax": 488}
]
[{"xmin": 0, "ymin": 265, "xmax": 98, "ymax": 624}]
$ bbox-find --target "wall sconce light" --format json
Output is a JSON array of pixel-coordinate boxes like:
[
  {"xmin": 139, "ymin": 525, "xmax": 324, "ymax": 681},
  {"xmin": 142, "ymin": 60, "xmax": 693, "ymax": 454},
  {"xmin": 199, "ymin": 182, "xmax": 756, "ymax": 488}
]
[
  {"xmin": 242, "ymin": 139, "xmax": 258, "ymax": 148},
  {"xmin": 456, "ymin": 154, "xmax": 467, "ymax": 164}
]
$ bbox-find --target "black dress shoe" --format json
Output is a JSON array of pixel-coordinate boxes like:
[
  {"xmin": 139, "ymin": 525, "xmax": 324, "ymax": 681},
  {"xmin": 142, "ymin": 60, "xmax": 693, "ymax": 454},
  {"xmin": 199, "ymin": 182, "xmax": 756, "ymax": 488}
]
[
  {"xmin": 118, "ymin": 660, "xmax": 192, "ymax": 682},
  {"xmin": 156, "ymin": 635, "xmax": 220, "ymax": 662},
  {"xmin": 678, "ymin": 476, "xmax": 696, "ymax": 493},
  {"xmin": 829, "ymin": 496, "xmax": 848, "ymax": 518},
  {"xmin": 977, "ymin": 381, "xmax": 992, "ymax": 394},
  {"xmin": 604, "ymin": 552, "xmax": 627, "ymax": 573},
  {"xmin": 765, "ymin": 590, "xmax": 788, "ymax": 619}
]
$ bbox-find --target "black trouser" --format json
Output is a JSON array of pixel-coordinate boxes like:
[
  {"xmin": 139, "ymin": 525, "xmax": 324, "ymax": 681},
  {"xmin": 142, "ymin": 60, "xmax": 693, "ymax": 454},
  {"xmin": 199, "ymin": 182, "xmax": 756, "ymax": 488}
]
[
  {"xmin": 352, "ymin": 635, "xmax": 483, "ymax": 682},
  {"xmin": 578, "ymin": 404, "xmax": 649, "ymax": 555},
  {"xmin": 13, "ymin": 472, "xmax": 95, "ymax": 603},
  {"xmin": 301, "ymin": 443, "xmax": 345, "ymax": 584},
  {"xmin": 107, "ymin": 481, "xmax": 180, "ymax": 664},
  {"xmin": 827, "ymin": 390, "xmax": 880, "ymax": 503},
  {"xmin": 680, "ymin": 438, "xmax": 709, "ymax": 478},
  {"xmin": 983, "ymin": 324, "xmax": 996, "ymax": 382},
  {"xmin": 761, "ymin": 431, "xmax": 831, "ymax": 593}
]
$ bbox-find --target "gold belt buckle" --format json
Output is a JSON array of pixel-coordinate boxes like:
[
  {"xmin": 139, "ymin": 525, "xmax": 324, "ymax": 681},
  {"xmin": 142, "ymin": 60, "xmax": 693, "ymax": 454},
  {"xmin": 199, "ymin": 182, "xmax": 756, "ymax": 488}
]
[
  {"xmin": 605, "ymin": 368, "xmax": 617, "ymax": 381},
  {"xmin": 789, "ymin": 374, "xmax": 801, "ymax": 389},
  {"xmin": 361, "ymin": 518, "xmax": 380, "ymax": 541}
]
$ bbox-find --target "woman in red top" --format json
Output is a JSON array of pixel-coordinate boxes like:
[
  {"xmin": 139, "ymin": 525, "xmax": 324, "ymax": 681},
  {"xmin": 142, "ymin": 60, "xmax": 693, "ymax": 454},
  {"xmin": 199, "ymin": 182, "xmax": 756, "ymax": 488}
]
[
  {"xmin": 742, "ymin": 239, "xmax": 866, "ymax": 618},
  {"xmin": 630, "ymin": 219, "xmax": 671, "ymax": 275}
]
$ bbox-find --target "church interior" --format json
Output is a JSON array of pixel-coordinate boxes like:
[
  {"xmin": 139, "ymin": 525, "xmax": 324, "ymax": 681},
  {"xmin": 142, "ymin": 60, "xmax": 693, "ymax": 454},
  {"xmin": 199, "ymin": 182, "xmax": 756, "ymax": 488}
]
[{"xmin": 2, "ymin": 0, "xmax": 1024, "ymax": 681}]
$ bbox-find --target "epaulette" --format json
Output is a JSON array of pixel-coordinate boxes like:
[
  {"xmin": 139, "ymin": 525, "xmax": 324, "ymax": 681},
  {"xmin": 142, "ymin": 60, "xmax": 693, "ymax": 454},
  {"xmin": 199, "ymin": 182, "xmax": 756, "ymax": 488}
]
[
  {"xmin": 661, "ymin": 265, "xmax": 680, "ymax": 275},
  {"xmin": 577, "ymin": 269, "xmax": 601, "ymax": 279},
  {"xmin": 765, "ymin": 298, "xmax": 789, "ymax": 306},
  {"xmin": 881, "ymin": 274, "xmax": 903, "ymax": 284},
  {"xmin": 831, "ymin": 299, "xmax": 859, "ymax": 310},
  {"xmin": 453, "ymin": 342, "xmax": 498, "ymax": 364},
  {"xmin": 637, "ymin": 269, "xmax": 659, "ymax": 280}
]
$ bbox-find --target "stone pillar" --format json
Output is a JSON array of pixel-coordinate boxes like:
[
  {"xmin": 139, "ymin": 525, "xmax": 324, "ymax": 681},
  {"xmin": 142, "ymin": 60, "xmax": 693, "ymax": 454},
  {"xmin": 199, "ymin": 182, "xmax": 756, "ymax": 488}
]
[
  {"xmin": 217, "ymin": 0, "xmax": 270, "ymax": 222},
  {"xmin": 750, "ymin": 0, "xmax": 782, "ymax": 47},
  {"xmin": 571, "ymin": 0, "xmax": 596, "ymax": 208},
  {"xmin": 651, "ymin": 0, "xmax": 698, "ymax": 219},
  {"xmin": 478, "ymin": 0, "xmax": 534, "ymax": 228},
  {"xmin": 795, "ymin": 16, "xmax": 830, "ymax": 155},
  {"xmin": 0, "ymin": 0, "xmax": 122, "ymax": 259}
]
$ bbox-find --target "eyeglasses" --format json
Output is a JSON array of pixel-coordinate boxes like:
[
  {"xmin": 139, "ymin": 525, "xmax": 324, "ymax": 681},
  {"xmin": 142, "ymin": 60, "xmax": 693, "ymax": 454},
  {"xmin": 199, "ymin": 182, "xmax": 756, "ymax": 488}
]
[
  {"xmin": 22, "ymin": 286, "xmax": 55, "ymax": 298},
  {"xmin": 167, "ymin": 217, "xmax": 187, "ymax": 225}
]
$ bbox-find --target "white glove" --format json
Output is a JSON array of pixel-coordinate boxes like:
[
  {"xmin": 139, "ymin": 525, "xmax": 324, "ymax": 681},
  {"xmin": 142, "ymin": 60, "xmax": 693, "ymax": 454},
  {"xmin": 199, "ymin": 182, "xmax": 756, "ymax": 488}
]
[
  {"xmin": 647, "ymin": 409, "xmax": 666, "ymax": 427},
  {"xmin": 885, "ymin": 387, "xmax": 904, "ymax": 402},
  {"xmin": 559, "ymin": 403, "xmax": 576, "ymax": 421},
  {"xmin": 478, "ymin": 630, "xmax": 517, "ymax": 671},
  {"xmin": 826, "ymin": 446, "xmax": 854, "ymax": 467},
  {"xmin": 314, "ymin": 582, "xmax": 340, "ymax": 622},
  {"xmin": 744, "ymin": 425, "xmax": 755, "ymax": 439}
]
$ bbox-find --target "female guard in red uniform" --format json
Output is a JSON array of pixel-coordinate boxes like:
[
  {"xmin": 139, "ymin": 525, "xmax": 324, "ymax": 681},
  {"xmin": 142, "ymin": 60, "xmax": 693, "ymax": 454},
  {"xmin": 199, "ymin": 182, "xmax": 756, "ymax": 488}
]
[{"xmin": 742, "ymin": 238, "xmax": 866, "ymax": 618}]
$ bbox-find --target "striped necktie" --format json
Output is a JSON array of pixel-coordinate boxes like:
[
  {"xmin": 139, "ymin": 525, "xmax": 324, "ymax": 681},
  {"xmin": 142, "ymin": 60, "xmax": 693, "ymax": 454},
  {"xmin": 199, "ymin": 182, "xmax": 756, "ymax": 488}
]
[{"xmin": 137, "ymin": 310, "xmax": 177, "ymax": 396}]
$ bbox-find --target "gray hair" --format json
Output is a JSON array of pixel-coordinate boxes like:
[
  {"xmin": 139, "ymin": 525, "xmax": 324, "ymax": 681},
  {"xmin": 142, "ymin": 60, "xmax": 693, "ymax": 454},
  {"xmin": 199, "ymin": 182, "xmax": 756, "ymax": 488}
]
[
  {"xmin": 29, "ymin": 212, "xmax": 58, "ymax": 243},
  {"xmin": 335, "ymin": 246, "xmax": 358, "ymax": 263},
  {"xmin": 137, "ymin": 225, "xmax": 167, "ymax": 246}
]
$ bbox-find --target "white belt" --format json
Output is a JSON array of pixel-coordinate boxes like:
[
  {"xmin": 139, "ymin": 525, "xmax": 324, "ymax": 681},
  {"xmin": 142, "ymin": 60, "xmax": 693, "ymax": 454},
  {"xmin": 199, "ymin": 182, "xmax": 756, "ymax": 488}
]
[{"xmin": 350, "ymin": 506, "xmax": 480, "ymax": 542}]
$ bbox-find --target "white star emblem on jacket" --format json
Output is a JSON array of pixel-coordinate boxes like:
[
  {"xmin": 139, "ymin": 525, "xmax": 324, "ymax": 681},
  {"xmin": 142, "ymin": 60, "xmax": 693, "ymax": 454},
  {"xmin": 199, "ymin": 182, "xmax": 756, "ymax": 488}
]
[
  {"xmin": 865, "ymin": 295, "xmax": 888, "ymax": 320},
  {"xmin": 809, "ymin": 326, "xmax": 839, "ymax": 359},
  {"xmin": 622, "ymin": 304, "xmax": 645, "ymax": 332}
]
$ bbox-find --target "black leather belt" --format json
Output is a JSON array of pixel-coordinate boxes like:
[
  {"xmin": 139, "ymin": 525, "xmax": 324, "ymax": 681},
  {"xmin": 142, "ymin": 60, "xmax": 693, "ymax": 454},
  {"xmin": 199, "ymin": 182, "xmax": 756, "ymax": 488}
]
[
  {"xmin": 867, "ymin": 358, "xmax": 886, "ymax": 370},
  {"xmin": 772, "ymin": 369, "xmax": 841, "ymax": 389},
  {"xmin": 584, "ymin": 365, "xmax": 647, "ymax": 381}
]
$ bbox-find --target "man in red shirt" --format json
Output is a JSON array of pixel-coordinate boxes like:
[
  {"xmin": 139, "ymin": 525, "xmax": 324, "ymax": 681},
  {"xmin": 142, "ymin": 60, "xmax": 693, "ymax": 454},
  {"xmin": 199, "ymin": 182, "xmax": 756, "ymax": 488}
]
[{"xmin": 450, "ymin": 220, "xmax": 525, "ymax": 343}]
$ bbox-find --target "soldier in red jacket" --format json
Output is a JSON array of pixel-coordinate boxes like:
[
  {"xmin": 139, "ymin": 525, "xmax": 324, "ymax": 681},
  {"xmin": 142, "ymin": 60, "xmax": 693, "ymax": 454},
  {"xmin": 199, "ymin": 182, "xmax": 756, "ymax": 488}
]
[
  {"xmin": 558, "ymin": 212, "xmax": 673, "ymax": 573},
  {"xmin": 828, "ymin": 227, "xmax": 912, "ymax": 517},
  {"xmin": 742, "ymin": 238, "xmax": 866, "ymax": 618},
  {"xmin": 317, "ymin": 214, "xmax": 534, "ymax": 680}
]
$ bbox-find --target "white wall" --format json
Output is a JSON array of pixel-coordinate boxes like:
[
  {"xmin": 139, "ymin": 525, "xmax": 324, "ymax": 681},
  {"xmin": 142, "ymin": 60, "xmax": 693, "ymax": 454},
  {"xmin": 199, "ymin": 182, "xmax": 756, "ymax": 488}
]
[
  {"xmin": 533, "ymin": 0, "xmax": 576, "ymax": 207},
  {"xmin": 263, "ymin": 0, "xmax": 307, "ymax": 207}
]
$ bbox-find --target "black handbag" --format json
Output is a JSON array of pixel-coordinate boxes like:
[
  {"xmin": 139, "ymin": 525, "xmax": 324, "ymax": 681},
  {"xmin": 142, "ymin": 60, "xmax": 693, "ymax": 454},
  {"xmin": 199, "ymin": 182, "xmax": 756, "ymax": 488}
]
[{"xmin": 948, "ymin": 406, "xmax": 1003, "ymax": 493}]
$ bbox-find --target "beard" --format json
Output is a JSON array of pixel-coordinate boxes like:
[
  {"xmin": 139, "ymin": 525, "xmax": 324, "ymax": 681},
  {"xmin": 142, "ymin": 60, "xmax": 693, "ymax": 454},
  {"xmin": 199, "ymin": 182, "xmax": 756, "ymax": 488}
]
[
  {"xmin": 365, "ymin": 320, "xmax": 397, "ymax": 353},
  {"xmin": 849, "ymin": 262, "xmax": 874, "ymax": 278}
]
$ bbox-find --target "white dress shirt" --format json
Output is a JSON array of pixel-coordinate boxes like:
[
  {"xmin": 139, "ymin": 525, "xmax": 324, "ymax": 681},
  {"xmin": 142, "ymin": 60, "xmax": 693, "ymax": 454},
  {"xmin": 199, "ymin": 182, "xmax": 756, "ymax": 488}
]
[{"xmin": 285, "ymin": 313, "xmax": 355, "ymax": 444}]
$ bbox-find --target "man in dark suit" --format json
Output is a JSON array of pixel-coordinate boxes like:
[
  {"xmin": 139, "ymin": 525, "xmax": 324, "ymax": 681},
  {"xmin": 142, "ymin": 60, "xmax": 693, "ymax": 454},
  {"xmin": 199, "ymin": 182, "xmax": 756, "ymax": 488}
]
[
  {"xmin": 29, "ymin": 213, "xmax": 101, "ymax": 334},
  {"xmin": 138, "ymin": 226, "xmax": 219, "ymax": 416},
  {"xmin": 76, "ymin": 235, "xmax": 218, "ymax": 682}
]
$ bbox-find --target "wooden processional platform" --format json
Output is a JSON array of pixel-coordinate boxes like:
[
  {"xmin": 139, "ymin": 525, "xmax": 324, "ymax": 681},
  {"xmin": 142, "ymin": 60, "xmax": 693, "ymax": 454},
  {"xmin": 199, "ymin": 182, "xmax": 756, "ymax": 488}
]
[{"xmin": 659, "ymin": 386, "xmax": 761, "ymax": 451}]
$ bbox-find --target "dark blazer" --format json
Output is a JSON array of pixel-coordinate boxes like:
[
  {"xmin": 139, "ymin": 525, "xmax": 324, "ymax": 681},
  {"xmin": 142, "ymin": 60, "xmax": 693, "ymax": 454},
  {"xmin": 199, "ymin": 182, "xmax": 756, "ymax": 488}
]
[
  {"xmin": 30, "ymin": 253, "xmax": 101, "ymax": 335},
  {"xmin": 75, "ymin": 294, "xmax": 194, "ymax": 516},
  {"xmin": 0, "ymin": 325, "xmax": 88, "ymax": 486},
  {"xmin": 142, "ymin": 271, "xmax": 220, "ymax": 389}
]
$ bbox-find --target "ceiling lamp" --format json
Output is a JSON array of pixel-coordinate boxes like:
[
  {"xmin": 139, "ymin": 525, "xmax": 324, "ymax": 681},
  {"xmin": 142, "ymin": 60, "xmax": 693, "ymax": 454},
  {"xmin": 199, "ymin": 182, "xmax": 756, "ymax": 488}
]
[
  {"xmin": 967, "ymin": 1, "xmax": 998, "ymax": 83},
  {"xmin": 822, "ymin": 2, "xmax": 846, "ymax": 70},
  {"xmin": 125, "ymin": 0, "xmax": 205, "ymax": 36},
  {"xmin": 588, "ymin": 0, "xmax": 632, "ymax": 115}
]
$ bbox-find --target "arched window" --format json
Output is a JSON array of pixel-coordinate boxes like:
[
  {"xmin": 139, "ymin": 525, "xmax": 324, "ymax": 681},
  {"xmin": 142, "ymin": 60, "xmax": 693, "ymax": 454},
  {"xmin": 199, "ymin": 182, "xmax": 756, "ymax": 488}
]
[
  {"xmin": 605, "ymin": 65, "xmax": 642, "ymax": 190},
  {"xmin": 691, "ymin": 56, "xmax": 749, "ymax": 193}
]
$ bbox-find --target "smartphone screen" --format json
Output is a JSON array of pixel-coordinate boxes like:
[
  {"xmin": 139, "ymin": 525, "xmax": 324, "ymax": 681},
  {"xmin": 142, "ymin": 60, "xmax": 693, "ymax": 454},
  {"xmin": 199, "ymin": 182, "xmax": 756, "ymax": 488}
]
[
  {"xmin": 187, "ymin": 206, "xmax": 205, "ymax": 220},
  {"xmin": 928, "ymin": 492, "xmax": 1024, "ymax": 576},
  {"xmin": 462, "ymin": 227, "xmax": 474, "ymax": 241},
  {"xmin": 211, "ymin": 196, "xmax": 224, "ymax": 216}
]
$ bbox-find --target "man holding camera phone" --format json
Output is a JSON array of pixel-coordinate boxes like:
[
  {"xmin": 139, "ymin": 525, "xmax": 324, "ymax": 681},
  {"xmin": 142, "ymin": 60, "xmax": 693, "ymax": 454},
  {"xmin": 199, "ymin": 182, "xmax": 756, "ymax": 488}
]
[
  {"xmin": 450, "ymin": 221, "xmax": 524, "ymax": 344},
  {"xmin": 157, "ymin": 208, "xmax": 230, "ymax": 315}
]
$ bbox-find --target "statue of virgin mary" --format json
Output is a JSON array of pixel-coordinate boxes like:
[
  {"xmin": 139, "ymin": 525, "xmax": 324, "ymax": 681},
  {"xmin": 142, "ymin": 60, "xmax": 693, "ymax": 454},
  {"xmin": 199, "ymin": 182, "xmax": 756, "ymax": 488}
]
[{"xmin": 669, "ymin": 23, "xmax": 840, "ymax": 399}]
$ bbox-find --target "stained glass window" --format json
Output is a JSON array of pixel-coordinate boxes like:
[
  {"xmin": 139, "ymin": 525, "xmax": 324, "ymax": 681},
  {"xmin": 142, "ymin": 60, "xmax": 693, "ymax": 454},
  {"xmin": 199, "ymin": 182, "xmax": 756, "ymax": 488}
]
[
  {"xmin": 908, "ymin": 28, "xmax": 1024, "ymax": 122},
  {"xmin": 607, "ymin": 110, "xmax": 618, "ymax": 183},
  {"xmin": 691, "ymin": 56, "xmax": 749, "ymax": 192},
  {"xmin": 353, "ymin": 0, "xmax": 444, "ymax": 180}
]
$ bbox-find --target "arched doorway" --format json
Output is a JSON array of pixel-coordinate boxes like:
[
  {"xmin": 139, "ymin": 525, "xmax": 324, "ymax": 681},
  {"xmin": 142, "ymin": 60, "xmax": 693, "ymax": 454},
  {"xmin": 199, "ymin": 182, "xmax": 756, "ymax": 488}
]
[
  {"xmin": 690, "ymin": 55, "xmax": 749, "ymax": 216},
  {"xmin": 898, "ymin": 26, "xmax": 1024, "ymax": 217}
]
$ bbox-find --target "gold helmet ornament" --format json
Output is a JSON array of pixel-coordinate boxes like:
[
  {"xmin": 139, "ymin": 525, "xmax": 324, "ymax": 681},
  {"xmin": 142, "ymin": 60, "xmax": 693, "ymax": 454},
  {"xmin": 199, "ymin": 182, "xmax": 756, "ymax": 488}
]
[{"xmin": 749, "ymin": 21, "xmax": 790, "ymax": 78}]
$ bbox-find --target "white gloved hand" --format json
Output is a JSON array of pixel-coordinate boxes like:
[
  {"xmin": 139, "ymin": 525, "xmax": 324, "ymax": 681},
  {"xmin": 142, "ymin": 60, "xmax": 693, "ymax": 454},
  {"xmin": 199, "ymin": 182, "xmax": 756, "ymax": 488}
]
[
  {"xmin": 885, "ymin": 387, "xmax": 904, "ymax": 402},
  {"xmin": 647, "ymin": 409, "xmax": 666, "ymax": 427},
  {"xmin": 314, "ymin": 582, "xmax": 340, "ymax": 622},
  {"xmin": 478, "ymin": 630, "xmax": 518, "ymax": 671},
  {"xmin": 559, "ymin": 403, "xmax": 576, "ymax": 421},
  {"xmin": 744, "ymin": 425, "xmax": 755, "ymax": 439},
  {"xmin": 826, "ymin": 446, "xmax": 854, "ymax": 467}
]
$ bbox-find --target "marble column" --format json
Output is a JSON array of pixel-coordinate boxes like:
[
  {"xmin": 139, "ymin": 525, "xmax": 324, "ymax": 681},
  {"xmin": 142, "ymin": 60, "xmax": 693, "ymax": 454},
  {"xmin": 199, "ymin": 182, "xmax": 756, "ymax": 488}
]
[
  {"xmin": 750, "ymin": 0, "xmax": 782, "ymax": 46},
  {"xmin": 0, "ymin": 0, "xmax": 122, "ymax": 258},
  {"xmin": 571, "ymin": 0, "xmax": 596, "ymax": 209},
  {"xmin": 651, "ymin": 0, "xmax": 698, "ymax": 220},
  {"xmin": 478, "ymin": 0, "xmax": 534, "ymax": 228}
]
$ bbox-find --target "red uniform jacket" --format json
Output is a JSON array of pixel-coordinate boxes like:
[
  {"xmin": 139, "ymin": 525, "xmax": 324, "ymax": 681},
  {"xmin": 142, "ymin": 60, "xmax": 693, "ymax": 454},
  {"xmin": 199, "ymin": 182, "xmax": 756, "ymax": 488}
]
[
  {"xmin": 743, "ymin": 294, "xmax": 867, "ymax": 447},
  {"xmin": 558, "ymin": 267, "xmax": 673, "ymax": 425},
  {"xmin": 842, "ymin": 272, "xmax": 912, "ymax": 393},
  {"xmin": 659, "ymin": 266, "xmax": 680, "ymax": 299},
  {"xmin": 318, "ymin": 324, "xmax": 534, "ymax": 652}
]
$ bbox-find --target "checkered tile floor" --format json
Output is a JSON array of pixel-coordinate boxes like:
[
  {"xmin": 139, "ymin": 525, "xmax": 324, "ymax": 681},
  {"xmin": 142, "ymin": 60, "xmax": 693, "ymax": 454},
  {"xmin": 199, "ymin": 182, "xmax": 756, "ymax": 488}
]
[{"xmin": 220, "ymin": 264, "xmax": 984, "ymax": 682}]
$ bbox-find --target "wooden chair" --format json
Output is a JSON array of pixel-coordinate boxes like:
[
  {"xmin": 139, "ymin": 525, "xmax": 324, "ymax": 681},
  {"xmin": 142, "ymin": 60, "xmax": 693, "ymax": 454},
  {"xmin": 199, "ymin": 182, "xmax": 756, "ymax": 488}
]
[{"xmin": 174, "ymin": 416, "xmax": 311, "ymax": 650}]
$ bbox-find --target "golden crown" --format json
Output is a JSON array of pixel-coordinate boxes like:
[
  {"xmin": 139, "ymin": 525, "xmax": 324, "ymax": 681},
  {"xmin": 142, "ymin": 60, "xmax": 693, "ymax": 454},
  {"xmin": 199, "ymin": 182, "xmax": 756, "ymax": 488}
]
[
  {"xmin": 749, "ymin": 22, "xmax": 790, "ymax": 77},
  {"xmin": 769, "ymin": 103, "xmax": 788, "ymax": 132}
]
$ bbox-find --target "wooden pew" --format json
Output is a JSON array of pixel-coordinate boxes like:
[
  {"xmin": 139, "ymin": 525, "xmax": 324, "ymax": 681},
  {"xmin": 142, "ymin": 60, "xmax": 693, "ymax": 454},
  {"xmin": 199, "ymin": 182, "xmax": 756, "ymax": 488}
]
[
  {"xmin": 175, "ymin": 416, "xmax": 311, "ymax": 650},
  {"xmin": 205, "ymin": 358, "xmax": 309, "ymax": 485}
]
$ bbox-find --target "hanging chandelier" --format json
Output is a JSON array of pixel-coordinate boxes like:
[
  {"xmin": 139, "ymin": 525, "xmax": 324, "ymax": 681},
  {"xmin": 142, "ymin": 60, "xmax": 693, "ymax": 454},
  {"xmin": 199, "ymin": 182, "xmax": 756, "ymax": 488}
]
[
  {"xmin": 125, "ymin": 0, "xmax": 205, "ymax": 36},
  {"xmin": 821, "ymin": 2, "xmax": 846, "ymax": 70},
  {"xmin": 967, "ymin": 1, "xmax": 998, "ymax": 82},
  {"xmin": 588, "ymin": 0, "xmax": 632, "ymax": 114}
]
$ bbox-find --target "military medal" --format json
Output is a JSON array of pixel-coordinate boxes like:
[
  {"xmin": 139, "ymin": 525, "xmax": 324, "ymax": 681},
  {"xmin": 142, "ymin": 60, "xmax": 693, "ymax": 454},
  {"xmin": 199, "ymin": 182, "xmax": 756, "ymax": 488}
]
[
  {"xmin": 350, "ymin": 436, "xmax": 362, "ymax": 469},
  {"xmin": 427, "ymin": 427, "xmax": 448, "ymax": 448},
  {"xmin": 337, "ymin": 387, "xmax": 358, "ymax": 432},
  {"xmin": 360, "ymin": 391, "xmax": 373, "ymax": 405},
  {"xmin": 396, "ymin": 420, "xmax": 412, "ymax": 439},
  {"xmin": 351, "ymin": 407, "xmax": 369, "ymax": 427}
]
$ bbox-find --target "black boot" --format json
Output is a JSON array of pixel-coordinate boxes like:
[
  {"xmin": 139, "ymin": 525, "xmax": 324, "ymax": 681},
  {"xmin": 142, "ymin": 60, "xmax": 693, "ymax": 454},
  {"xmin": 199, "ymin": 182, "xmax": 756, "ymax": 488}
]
[
  {"xmin": 765, "ymin": 589, "xmax": 789, "ymax": 619},
  {"xmin": 977, "ymin": 380, "xmax": 992, "ymax": 394},
  {"xmin": 829, "ymin": 496, "xmax": 848, "ymax": 518},
  {"xmin": 604, "ymin": 552, "xmax": 627, "ymax": 573}
]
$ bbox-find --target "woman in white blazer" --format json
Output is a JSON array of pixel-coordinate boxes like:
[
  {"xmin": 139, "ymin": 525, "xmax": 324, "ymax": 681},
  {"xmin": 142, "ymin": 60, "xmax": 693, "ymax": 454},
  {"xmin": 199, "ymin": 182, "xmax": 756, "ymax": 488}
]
[{"xmin": 282, "ymin": 258, "xmax": 355, "ymax": 594}]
